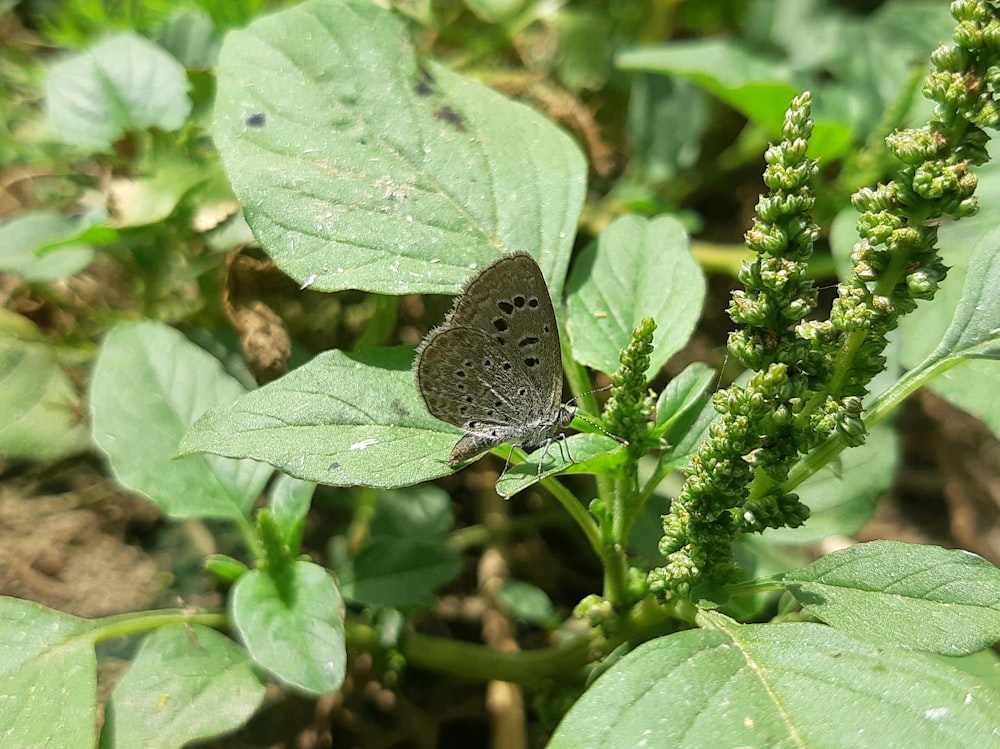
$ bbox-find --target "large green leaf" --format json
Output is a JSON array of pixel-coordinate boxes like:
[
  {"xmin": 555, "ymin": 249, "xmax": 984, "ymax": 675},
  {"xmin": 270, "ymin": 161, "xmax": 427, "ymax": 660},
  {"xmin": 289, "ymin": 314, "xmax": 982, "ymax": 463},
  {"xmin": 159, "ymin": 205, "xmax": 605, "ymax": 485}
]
[
  {"xmin": 0, "ymin": 597, "xmax": 98, "ymax": 748},
  {"xmin": 550, "ymin": 621, "xmax": 1000, "ymax": 748},
  {"xmin": 91, "ymin": 320, "xmax": 272, "ymax": 519},
  {"xmin": 784, "ymin": 541, "xmax": 1000, "ymax": 654},
  {"xmin": 213, "ymin": 0, "xmax": 585, "ymax": 296},
  {"xmin": 180, "ymin": 346, "xmax": 449, "ymax": 487}
]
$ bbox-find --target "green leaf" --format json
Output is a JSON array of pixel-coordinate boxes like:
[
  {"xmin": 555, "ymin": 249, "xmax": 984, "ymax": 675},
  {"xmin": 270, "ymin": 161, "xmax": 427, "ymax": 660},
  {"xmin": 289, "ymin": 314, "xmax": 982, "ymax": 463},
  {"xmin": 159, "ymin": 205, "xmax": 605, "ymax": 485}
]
[
  {"xmin": 213, "ymin": 0, "xmax": 585, "ymax": 296},
  {"xmin": 0, "ymin": 211, "xmax": 95, "ymax": 281},
  {"xmin": 231, "ymin": 561, "xmax": 345, "ymax": 695},
  {"xmin": 618, "ymin": 39, "xmax": 798, "ymax": 131},
  {"xmin": 566, "ymin": 215, "xmax": 705, "ymax": 377},
  {"xmin": 926, "ymin": 225, "xmax": 1000, "ymax": 362},
  {"xmin": 91, "ymin": 320, "xmax": 272, "ymax": 519},
  {"xmin": 338, "ymin": 536, "xmax": 462, "ymax": 607},
  {"xmin": 370, "ymin": 486, "xmax": 454, "ymax": 540},
  {"xmin": 156, "ymin": 8, "xmax": 219, "ymax": 69},
  {"xmin": 180, "ymin": 346, "xmax": 450, "ymax": 488},
  {"xmin": 0, "ymin": 318, "xmax": 89, "ymax": 461},
  {"xmin": 494, "ymin": 432, "xmax": 626, "ymax": 499},
  {"xmin": 204, "ymin": 554, "xmax": 249, "ymax": 584},
  {"xmin": 549, "ymin": 622, "xmax": 1000, "ymax": 748},
  {"xmin": 783, "ymin": 540, "xmax": 1000, "ymax": 654},
  {"xmin": 654, "ymin": 362, "xmax": 717, "ymax": 470},
  {"xmin": 763, "ymin": 420, "xmax": 898, "ymax": 544},
  {"xmin": 617, "ymin": 38, "xmax": 852, "ymax": 160},
  {"xmin": 45, "ymin": 32, "xmax": 191, "ymax": 150},
  {"xmin": 102, "ymin": 625, "xmax": 266, "ymax": 749},
  {"xmin": 0, "ymin": 597, "xmax": 97, "ymax": 748},
  {"xmin": 109, "ymin": 156, "xmax": 214, "ymax": 227},
  {"xmin": 626, "ymin": 74, "xmax": 707, "ymax": 184},
  {"xmin": 268, "ymin": 473, "xmax": 315, "ymax": 552},
  {"xmin": 180, "ymin": 345, "xmax": 625, "ymax": 495},
  {"xmin": 497, "ymin": 580, "xmax": 555, "ymax": 625}
]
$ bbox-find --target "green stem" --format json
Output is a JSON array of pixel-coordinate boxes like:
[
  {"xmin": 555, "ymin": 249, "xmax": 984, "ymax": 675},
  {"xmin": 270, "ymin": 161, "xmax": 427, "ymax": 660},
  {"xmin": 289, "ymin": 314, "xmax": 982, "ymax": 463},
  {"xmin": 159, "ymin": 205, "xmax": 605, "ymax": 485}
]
[
  {"xmin": 402, "ymin": 594, "xmax": 683, "ymax": 684},
  {"xmin": 542, "ymin": 474, "xmax": 603, "ymax": 559},
  {"xmin": 94, "ymin": 609, "xmax": 228, "ymax": 642},
  {"xmin": 602, "ymin": 473, "xmax": 629, "ymax": 607},
  {"xmin": 234, "ymin": 512, "xmax": 264, "ymax": 559}
]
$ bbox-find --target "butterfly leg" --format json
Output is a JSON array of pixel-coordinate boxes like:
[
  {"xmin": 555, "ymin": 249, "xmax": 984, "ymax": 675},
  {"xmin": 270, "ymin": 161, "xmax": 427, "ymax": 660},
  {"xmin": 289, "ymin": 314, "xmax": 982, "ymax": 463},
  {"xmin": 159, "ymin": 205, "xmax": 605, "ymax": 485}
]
[{"xmin": 497, "ymin": 443, "xmax": 518, "ymax": 483}]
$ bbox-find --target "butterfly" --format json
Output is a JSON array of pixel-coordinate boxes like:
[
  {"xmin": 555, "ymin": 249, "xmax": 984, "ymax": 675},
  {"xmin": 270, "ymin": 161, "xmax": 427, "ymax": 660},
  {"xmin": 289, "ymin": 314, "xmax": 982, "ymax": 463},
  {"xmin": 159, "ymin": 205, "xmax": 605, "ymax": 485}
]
[{"xmin": 414, "ymin": 252, "xmax": 573, "ymax": 470}]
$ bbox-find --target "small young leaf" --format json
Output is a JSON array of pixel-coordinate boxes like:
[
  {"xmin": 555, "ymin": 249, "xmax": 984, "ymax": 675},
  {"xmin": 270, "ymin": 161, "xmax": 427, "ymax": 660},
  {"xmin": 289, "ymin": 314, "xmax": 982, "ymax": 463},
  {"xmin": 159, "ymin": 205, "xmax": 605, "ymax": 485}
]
[
  {"xmin": 497, "ymin": 580, "xmax": 555, "ymax": 625},
  {"xmin": 46, "ymin": 32, "xmax": 191, "ymax": 150},
  {"xmin": 231, "ymin": 561, "xmax": 345, "ymax": 695},
  {"xmin": 783, "ymin": 541, "xmax": 1000, "ymax": 654},
  {"xmin": 213, "ymin": 0, "xmax": 585, "ymax": 296},
  {"xmin": 204, "ymin": 554, "xmax": 249, "ymax": 584},
  {"xmin": 103, "ymin": 625, "xmax": 266, "ymax": 748},
  {"xmin": 0, "ymin": 597, "xmax": 98, "ymax": 748},
  {"xmin": 91, "ymin": 320, "xmax": 272, "ymax": 520},
  {"xmin": 549, "ymin": 622, "xmax": 1000, "ymax": 748},
  {"xmin": 566, "ymin": 215, "xmax": 705, "ymax": 377},
  {"xmin": 495, "ymin": 433, "xmax": 626, "ymax": 499},
  {"xmin": 268, "ymin": 473, "xmax": 315, "ymax": 551}
]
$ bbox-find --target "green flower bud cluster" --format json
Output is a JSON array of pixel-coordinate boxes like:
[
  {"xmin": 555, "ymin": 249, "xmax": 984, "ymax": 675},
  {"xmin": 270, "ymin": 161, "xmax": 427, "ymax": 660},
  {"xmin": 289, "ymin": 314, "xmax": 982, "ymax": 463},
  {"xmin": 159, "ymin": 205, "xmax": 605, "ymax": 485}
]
[
  {"xmin": 605, "ymin": 318, "xmax": 657, "ymax": 456},
  {"xmin": 651, "ymin": 94, "xmax": 819, "ymax": 595},
  {"xmin": 650, "ymin": 0, "xmax": 1000, "ymax": 600}
]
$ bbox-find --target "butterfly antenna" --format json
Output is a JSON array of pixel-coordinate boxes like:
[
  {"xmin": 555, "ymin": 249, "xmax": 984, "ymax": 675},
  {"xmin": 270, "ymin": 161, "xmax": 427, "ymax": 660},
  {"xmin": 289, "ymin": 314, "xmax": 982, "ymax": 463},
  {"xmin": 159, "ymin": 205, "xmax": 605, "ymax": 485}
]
[
  {"xmin": 573, "ymin": 411, "xmax": 629, "ymax": 445},
  {"xmin": 566, "ymin": 384, "xmax": 629, "ymax": 445},
  {"xmin": 564, "ymin": 383, "xmax": 613, "ymax": 406}
]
